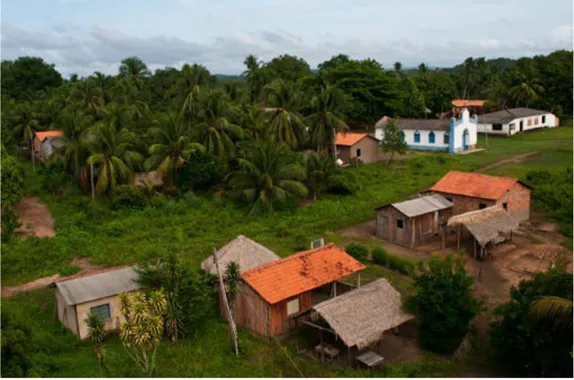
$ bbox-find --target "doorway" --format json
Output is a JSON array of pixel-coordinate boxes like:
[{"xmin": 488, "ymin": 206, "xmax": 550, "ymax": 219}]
[{"xmin": 519, "ymin": 120, "xmax": 524, "ymax": 133}]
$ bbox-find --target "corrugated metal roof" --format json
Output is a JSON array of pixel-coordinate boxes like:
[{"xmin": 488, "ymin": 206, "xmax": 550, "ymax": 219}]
[
  {"xmin": 55, "ymin": 266, "xmax": 141, "ymax": 306},
  {"xmin": 378, "ymin": 194, "xmax": 453, "ymax": 217},
  {"xmin": 477, "ymin": 108, "xmax": 550, "ymax": 124},
  {"xmin": 375, "ymin": 118, "xmax": 450, "ymax": 131}
]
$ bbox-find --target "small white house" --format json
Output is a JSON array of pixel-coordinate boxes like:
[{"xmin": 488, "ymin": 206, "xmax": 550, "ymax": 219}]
[
  {"xmin": 375, "ymin": 108, "xmax": 478, "ymax": 153},
  {"xmin": 477, "ymin": 108, "xmax": 558, "ymax": 136}
]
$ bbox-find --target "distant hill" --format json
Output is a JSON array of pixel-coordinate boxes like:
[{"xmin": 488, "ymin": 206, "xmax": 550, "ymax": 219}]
[{"xmin": 214, "ymin": 74, "xmax": 243, "ymax": 79}]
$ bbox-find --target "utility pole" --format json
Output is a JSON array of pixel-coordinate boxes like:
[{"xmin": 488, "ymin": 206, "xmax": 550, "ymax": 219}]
[{"xmin": 213, "ymin": 248, "xmax": 239, "ymax": 356}]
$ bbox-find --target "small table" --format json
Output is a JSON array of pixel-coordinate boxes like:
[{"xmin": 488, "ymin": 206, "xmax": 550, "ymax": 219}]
[
  {"xmin": 355, "ymin": 351, "xmax": 384, "ymax": 368},
  {"xmin": 314, "ymin": 343, "xmax": 340, "ymax": 360}
]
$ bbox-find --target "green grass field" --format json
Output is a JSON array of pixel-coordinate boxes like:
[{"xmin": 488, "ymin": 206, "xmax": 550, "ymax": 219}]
[{"xmin": 2, "ymin": 126, "xmax": 572, "ymax": 377}]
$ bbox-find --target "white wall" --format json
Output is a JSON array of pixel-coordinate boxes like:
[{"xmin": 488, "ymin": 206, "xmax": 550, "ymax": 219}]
[
  {"xmin": 403, "ymin": 129, "xmax": 449, "ymax": 149},
  {"xmin": 477, "ymin": 113, "xmax": 557, "ymax": 136},
  {"xmin": 452, "ymin": 109, "xmax": 477, "ymax": 152}
]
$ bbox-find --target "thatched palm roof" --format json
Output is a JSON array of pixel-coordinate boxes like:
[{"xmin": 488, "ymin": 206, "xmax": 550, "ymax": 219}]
[
  {"xmin": 312, "ymin": 278, "xmax": 414, "ymax": 350},
  {"xmin": 201, "ymin": 235, "xmax": 280, "ymax": 275},
  {"xmin": 447, "ymin": 206, "xmax": 519, "ymax": 246}
]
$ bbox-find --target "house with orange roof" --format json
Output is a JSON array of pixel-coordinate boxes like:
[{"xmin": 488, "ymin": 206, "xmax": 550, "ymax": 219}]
[
  {"xmin": 430, "ymin": 171, "xmax": 532, "ymax": 222},
  {"xmin": 226, "ymin": 243, "xmax": 365, "ymax": 337},
  {"xmin": 33, "ymin": 130, "xmax": 65, "ymax": 159},
  {"xmin": 335, "ymin": 132, "xmax": 380, "ymax": 165}
]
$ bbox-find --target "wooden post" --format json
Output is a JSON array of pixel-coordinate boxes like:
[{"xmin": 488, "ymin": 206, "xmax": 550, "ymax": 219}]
[
  {"xmin": 333, "ymin": 281, "xmax": 337, "ymax": 297},
  {"xmin": 510, "ymin": 230, "xmax": 513, "ymax": 242},
  {"xmin": 357, "ymin": 273, "xmax": 361, "ymax": 288},
  {"xmin": 347, "ymin": 345, "xmax": 352, "ymax": 366},
  {"xmin": 473, "ymin": 238, "xmax": 477, "ymax": 259},
  {"xmin": 319, "ymin": 329, "xmax": 325, "ymax": 363},
  {"xmin": 441, "ymin": 226, "xmax": 445, "ymax": 249},
  {"xmin": 456, "ymin": 225, "xmax": 460, "ymax": 250},
  {"xmin": 213, "ymin": 248, "xmax": 239, "ymax": 356}
]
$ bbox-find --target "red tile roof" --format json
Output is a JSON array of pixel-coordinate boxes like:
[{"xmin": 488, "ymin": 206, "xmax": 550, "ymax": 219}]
[
  {"xmin": 430, "ymin": 171, "xmax": 530, "ymax": 200},
  {"xmin": 242, "ymin": 243, "xmax": 365, "ymax": 305},
  {"xmin": 335, "ymin": 132, "xmax": 374, "ymax": 147},
  {"xmin": 35, "ymin": 130, "xmax": 64, "ymax": 142},
  {"xmin": 452, "ymin": 100, "xmax": 486, "ymax": 108}
]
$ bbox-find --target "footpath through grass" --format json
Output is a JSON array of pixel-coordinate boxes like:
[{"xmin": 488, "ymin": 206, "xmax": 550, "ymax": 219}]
[{"xmin": 3, "ymin": 126, "xmax": 572, "ymax": 286}]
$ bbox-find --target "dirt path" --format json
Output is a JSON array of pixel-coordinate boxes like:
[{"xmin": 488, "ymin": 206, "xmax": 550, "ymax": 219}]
[
  {"xmin": 474, "ymin": 151, "xmax": 539, "ymax": 173},
  {"xmin": 12, "ymin": 197, "xmax": 56, "ymax": 239},
  {"xmin": 1, "ymin": 258, "xmax": 117, "ymax": 298}
]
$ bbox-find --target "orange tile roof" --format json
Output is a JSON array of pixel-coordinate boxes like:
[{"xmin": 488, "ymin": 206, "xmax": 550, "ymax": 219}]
[
  {"xmin": 452, "ymin": 99, "xmax": 486, "ymax": 108},
  {"xmin": 430, "ymin": 171, "xmax": 530, "ymax": 200},
  {"xmin": 335, "ymin": 132, "xmax": 373, "ymax": 147},
  {"xmin": 35, "ymin": 130, "xmax": 64, "ymax": 142},
  {"xmin": 242, "ymin": 243, "xmax": 365, "ymax": 305}
]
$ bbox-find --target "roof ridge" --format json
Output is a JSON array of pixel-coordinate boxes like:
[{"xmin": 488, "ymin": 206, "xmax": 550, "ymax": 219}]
[
  {"xmin": 446, "ymin": 170, "xmax": 519, "ymax": 182},
  {"xmin": 56, "ymin": 264, "xmax": 133, "ymax": 283},
  {"xmin": 243, "ymin": 242, "xmax": 338, "ymax": 274}
]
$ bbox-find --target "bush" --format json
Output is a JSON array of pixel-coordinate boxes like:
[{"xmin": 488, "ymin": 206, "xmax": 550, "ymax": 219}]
[
  {"xmin": 372, "ymin": 247, "xmax": 417, "ymax": 276},
  {"xmin": 177, "ymin": 151, "xmax": 223, "ymax": 192},
  {"xmin": 1, "ymin": 153, "xmax": 24, "ymax": 206},
  {"xmin": 1, "ymin": 207, "xmax": 22, "ymax": 243},
  {"xmin": 489, "ymin": 266, "xmax": 573, "ymax": 377},
  {"xmin": 326, "ymin": 174, "xmax": 357, "ymax": 195},
  {"xmin": 43, "ymin": 159, "xmax": 75, "ymax": 195},
  {"xmin": 111, "ymin": 185, "xmax": 146, "ymax": 210},
  {"xmin": 407, "ymin": 255, "xmax": 481, "ymax": 353},
  {"xmin": 345, "ymin": 243, "xmax": 368, "ymax": 261}
]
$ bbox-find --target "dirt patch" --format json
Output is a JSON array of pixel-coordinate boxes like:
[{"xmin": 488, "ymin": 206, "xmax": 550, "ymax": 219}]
[
  {"xmin": 474, "ymin": 151, "xmax": 539, "ymax": 173},
  {"xmin": 12, "ymin": 197, "xmax": 55, "ymax": 239}
]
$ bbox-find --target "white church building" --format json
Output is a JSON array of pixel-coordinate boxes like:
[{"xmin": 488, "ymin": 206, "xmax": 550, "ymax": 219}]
[
  {"xmin": 375, "ymin": 108, "xmax": 478, "ymax": 154},
  {"xmin": 476, "ymin": 108, "xmax": 558, "ymax": 136}
]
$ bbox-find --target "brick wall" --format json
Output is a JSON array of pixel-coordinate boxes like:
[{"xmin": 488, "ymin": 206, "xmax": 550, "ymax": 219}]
[
  {"xmin": 433, "ymin": 192, "xmax": 495, "ymax": 215},
  {"xmin": 497, "ymin": 182, "xmax": 531, "ymax": 222}
]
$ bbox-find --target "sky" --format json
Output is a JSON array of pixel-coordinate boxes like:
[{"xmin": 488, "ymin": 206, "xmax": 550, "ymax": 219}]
[{"xmin": 1, "ymin": 0, "xmax": 573, "ymax": 77}]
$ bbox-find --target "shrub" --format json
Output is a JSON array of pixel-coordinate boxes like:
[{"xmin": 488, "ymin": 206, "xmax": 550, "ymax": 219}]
[
  {"xmin": 407, "ymin": 255, "xmax": 481, "ymax": 353},
  {"xmin": 345, "ymin": 243, "xmax": 368, "ymax": 261},
  {"xmin": 326, "ymin": 174, "xmax": 357, "ymax": 195},
  {"xmin": 489, "ymin": 266, "xmax": 573, "ymax": 377},
  {"xmin": 177, "ymin": 151, "xmax": 223, "ymax": 192},
  {"xmin": 43, "ymin": 159, "xmax": 75, "ymax": 195},
  {"xmin": 111, "ymin": 185, "xmax": 146, "ymax": 210},
  {"xmin": 1, "ymin": 208, "xmax": 22, "ymax": 243},
  {"xmin": 371, "ymin": 247, "xmax": 417, "ymax": 275},
  {"xmin": 1, "ymin": 153, "xmax": 24, "ymax": 206}
]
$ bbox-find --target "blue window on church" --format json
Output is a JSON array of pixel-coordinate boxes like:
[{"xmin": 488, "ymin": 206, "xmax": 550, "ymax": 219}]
[
  {"xmin": 443, "ymin": 132, "xmax": 450, "ymax": 144},
  {"xmin": 414, "ymin": 131, "xmax": 420, "ymax": 143},
  {"xmin": 429, "ymin": 131, "xmax": 435, "ymax": 144}
]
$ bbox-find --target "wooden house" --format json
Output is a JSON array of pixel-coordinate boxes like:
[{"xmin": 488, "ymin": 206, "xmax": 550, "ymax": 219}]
[
  {"xmin": 374, "ymin": 194, "xmax": 453, "ymax": 247},
  {"xmin": 430, "ymin": 171, "xmax": 532, "ymax": 222},
  {"xmin": 229, "ymin": 243, "xmax": 365, "ymax": 337}
]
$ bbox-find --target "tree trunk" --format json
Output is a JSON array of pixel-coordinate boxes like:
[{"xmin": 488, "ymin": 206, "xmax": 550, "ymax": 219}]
[
  {"xmin": 31, "ymin": 139, "xmax": 36, "ymax": 172},
  {"xmin": 387, "ymin": 151, "xmax": 395, "ymax": 166},
  {"xmin": 332, "ymin": 127, "xmax": 337, "ymax": 161},
  {"xmin": 90, "ymin": 163, "xmax": 96, "ymax": 205}
]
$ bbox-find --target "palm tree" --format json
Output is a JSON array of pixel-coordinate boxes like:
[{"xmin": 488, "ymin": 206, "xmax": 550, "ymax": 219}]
[
  {"xmin": 85, "ymin": 313, "xmax": 106, "ymax": 376},
  {"xmin": 93, "ymin": 71, "xmax": 113, "ymax": 104},
  {"xmin": 144, "ymin": 112, "xmax": 204, "ymax": 186},
  {"xmin": 529, "ymin": 296, "xmax": 573, "ymax": 329},
  {"xmin": 84, "ymin": 116, "xmax": 143, "ymax": 198},
  {"xmin": 111, "ymin": 81, "xmax": 150, "ymax": 123},
  {"xmin": 242, "ymin": 55, "xmax": 265, "ymax": 103},
  {"xmin": 306, "ymin": 85, "xmax": 350, "ymax": 158},
  {"xmin": 57, "ymin": 108, "xmax": 93, "ymax": 178},
  {"xmin": 509, "ymin": 74, "xmax": 545, "ymax": 108},
  {"xmin": 171, "ymin": 63, "xmax": 212, "ymax": 128},
  {"xmin": 227, "ymin": 141, "xmax": 307, "ymax": 215},
  {"xmin": 393, "ymin": 62, "xmax": 403, "ymax": 77},
  {"xmin": 195, "ymin": 89, "xmax": 243, "ymax": 162},
  {"xmin": 118, "ymin": 56, "xmax": 150, "ymax": 89},
  {"xmin": 261, "ymin": 79, "xmax": 305, "ymax": 149},
  {"xmin": 303, "ymin": 151, "xmax": 337, "ymax": 201},
  {"xmin": 242, "ymin": 104, "xmax": 267, "ymax": 141},
  {"xmin": 69, "ymin": 79, "xmax": 104, "ymax": 117},
  {"xmin": 12, "ymin": 103, "xmax": 41, "ymax": 170}
]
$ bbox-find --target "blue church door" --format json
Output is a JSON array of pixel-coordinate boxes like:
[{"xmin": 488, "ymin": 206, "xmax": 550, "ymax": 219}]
[{"xmin": 463, "ymin": 129, "xmax": 469, "ymax": 150}]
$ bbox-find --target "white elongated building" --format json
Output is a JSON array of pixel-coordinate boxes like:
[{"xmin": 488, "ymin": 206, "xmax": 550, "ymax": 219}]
[
  {"xmin": 375, "ymin": 108, "xmax": 478, "ymax": 153},
  {"xmin": 476, "ymin": 108, "xmax": 558, "ymax": 136}
]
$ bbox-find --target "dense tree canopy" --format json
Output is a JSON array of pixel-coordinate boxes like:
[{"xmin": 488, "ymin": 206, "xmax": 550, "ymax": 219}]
[{"xmin": 1, "ymin": 57, "xmax": 63, "ymax": 101}]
